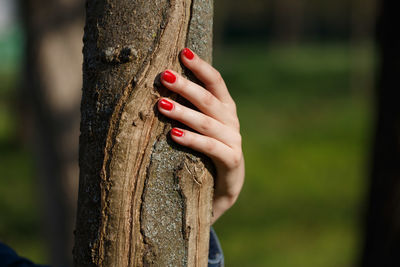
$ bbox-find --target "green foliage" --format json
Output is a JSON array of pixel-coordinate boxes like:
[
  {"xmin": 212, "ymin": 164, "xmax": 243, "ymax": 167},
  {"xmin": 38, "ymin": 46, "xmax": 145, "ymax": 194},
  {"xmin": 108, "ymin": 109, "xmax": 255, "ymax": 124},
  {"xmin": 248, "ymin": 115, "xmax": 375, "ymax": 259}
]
[
  {"xmin": 212, "ymin": 43, "xmax": 374, "ymax": 267},
  {"xmin": 0, "ymin": 43, "xmax": 374, "ymax": 266}
]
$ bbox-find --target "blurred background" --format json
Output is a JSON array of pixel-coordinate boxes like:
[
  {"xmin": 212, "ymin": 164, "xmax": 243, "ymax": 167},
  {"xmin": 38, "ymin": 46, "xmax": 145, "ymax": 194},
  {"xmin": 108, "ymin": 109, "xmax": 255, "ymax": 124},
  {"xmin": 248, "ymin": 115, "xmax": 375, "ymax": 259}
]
[{"xmin": 0, "ymin": 0, "xmax": 388, "ymax": 266}]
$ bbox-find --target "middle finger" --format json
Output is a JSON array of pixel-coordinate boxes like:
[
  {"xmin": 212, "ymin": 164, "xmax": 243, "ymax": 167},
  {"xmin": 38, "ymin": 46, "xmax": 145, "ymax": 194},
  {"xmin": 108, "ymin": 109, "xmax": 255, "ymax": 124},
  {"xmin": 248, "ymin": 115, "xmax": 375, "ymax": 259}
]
[{"xmin": 161, "ymin": 70, "xmax": 232, "ymax": 125}]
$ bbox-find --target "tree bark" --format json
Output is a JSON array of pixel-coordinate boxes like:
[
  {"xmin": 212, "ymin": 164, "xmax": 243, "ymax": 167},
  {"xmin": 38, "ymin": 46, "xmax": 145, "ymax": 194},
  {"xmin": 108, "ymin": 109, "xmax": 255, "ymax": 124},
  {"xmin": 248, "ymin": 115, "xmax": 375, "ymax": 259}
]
[
  {"xmin": 73, "ymin": 1, "xmax": 214, "ymax": 266},
  {"xmin": 360, "ymin": 0, "xmax": 400, "ymax": 266},
  {"xmin": 20, "ymin": 0, "xmax": 84, "ymax": 265}
]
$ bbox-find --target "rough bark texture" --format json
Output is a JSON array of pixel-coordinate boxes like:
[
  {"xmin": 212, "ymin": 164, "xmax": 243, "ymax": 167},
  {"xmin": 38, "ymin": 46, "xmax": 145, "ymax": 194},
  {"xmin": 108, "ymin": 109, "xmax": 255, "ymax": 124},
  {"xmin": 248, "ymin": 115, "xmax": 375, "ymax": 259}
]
[
  {"xmin": 360, "ymin": 0, "xmax": 400, "ymax": 266},
  {"xmin": 20, "ymin": 0, "xmax": 84, "ymax": 265},
  {"xmin": 73, "ymin": 1, "xmax": 214, "ymax": 266}
]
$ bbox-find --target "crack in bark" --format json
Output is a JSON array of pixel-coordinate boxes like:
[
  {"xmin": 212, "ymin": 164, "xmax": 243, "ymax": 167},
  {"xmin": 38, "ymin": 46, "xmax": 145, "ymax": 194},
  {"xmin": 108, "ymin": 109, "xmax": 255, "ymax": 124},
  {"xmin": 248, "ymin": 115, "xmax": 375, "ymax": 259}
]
[
  {"xmin": 97, "ymin": 1, "xmax": 175, "ymax": 264},
  {"xmin": 127, "ymin": 116, "xmax": 157, "ymax": 267}
]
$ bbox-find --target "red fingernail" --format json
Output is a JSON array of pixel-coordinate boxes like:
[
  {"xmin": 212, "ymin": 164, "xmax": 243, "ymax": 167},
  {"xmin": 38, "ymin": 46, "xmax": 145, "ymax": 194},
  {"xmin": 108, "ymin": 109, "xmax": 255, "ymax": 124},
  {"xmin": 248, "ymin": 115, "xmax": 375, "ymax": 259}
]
[
  {"xmin": 171, "ymin": 128, "xmax": 184, "ymax": 137},
  {"xmin": 162, "ymin": 70, "xmax": 176, "ymax": 83},
  {"xmin": 182, "ymin": 48, "xmax": 194, "ymax": 60},
  {"xmin": 159, "ymin": 99, "xmax": 174, "ymax": 111}
]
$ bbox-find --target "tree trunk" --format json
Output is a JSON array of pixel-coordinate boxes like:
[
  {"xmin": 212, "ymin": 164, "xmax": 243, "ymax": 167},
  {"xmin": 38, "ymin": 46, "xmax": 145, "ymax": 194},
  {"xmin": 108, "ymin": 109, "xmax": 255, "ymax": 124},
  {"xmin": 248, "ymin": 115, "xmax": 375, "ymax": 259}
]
[
  {"xmin": 20, "ymin": 0, "xmax": 84, "ymax": 265},
  {"xmin": 73, "ymin": 1, "xmax": 214, "ymax": 266},
  {"xmin": 349, "ymin": 0, "xmax": 377, "ymax": 94},
  {"xmin": 360, "ymin": 0, "xmax": 400, "ymax": 266}
]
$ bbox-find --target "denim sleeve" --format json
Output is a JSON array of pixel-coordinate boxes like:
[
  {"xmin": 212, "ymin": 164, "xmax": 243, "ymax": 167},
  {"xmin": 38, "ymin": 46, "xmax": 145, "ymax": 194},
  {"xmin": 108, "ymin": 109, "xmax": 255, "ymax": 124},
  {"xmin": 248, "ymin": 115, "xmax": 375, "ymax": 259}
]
[
  {"xmin": 208, "ymin": 227, "xmax": 224, "ymax": 267},
  {"xmin": 0, "ymin": 242, "xmax": 49, "ymax": 267}
]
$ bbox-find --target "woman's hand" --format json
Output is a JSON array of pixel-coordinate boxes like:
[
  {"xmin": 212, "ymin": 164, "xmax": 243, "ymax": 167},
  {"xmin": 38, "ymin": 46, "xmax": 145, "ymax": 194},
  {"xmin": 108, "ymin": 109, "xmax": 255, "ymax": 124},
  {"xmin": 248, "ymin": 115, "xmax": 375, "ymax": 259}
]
[{"xmin": 158, "ymin": 48, "xmax": 245, "ymax": 224}]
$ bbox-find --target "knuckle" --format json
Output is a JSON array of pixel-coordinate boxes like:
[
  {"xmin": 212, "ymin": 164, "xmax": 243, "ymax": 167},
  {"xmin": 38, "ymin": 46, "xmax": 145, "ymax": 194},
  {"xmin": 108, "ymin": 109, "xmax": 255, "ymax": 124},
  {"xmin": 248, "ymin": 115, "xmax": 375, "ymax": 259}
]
[
  {"xmin": 202, "ymin": 91, "xmax": 215, "ymax": 107},
  {"xmin": 176, "ymin": 76, "xmax": 187, "ymax": 92},
  {"xmin": 184, "ymin": 131, "xmax": 194, "ymax": 145},
  {"xmin": 171, "ymin": 103, "xmax": 181, "ymax": 116},
  {"xmin": 213, "ymin": 70, "xmax": 223, "ymax": 84},
  {"xmin": 225, "ymin": 127, "xmax": 241, "ymax": 145},
  {"xmin": 223, "ymin": 101, "xmax": 237, "ymax": 115},
  {"xmin": 223, "ymin": 109, "xmax": 240, "ymax": 130},
  {"xmin": 229, "ymin": 150, "xmax": 242, "ymax": 168},
  {"xmin": 228, "ymin": 186, "xmax": 242, "ymax": 203},
  {"xmin": 233, "ymin": 119, "xmax": 240, "ymax": 131},
  {"xmin": 204, "ymin": 138, "xmax": 216, "ymax": 153},
  {"xmin": 199, "ymin": 116, "xmax": 213, "ymax": 133},
  {"xmin": 235, "ymin": 133, "xmax": 242, "ymax": 146}
]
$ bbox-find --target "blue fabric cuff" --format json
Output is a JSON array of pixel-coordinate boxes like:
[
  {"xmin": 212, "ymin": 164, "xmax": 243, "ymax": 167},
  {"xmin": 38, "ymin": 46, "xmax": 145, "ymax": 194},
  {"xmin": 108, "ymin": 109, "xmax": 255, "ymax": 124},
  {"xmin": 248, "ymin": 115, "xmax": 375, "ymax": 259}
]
[
  {"xmin": 0, "ymin": 242, "xmax": 48, "ymax": 267},
  {"xmin": 208, "ymin": 227, "xmax": 224, "ymax": 267}
]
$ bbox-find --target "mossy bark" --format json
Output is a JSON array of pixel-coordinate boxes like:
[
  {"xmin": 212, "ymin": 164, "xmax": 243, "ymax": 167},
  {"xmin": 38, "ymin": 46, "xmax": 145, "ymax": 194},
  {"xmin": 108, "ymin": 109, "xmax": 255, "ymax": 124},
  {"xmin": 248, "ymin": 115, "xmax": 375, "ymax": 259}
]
[{"xmin": 73, "ymin": 1, "xmax": 214, "ymax": 266}]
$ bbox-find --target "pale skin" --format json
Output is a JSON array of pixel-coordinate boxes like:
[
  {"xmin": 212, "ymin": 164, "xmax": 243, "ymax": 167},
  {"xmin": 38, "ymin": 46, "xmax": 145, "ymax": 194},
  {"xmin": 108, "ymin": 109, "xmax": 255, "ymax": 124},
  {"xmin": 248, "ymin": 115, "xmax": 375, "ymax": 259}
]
[{"xmin": 157, "ymin": 48, "xmax": 245, "ymax": 224}]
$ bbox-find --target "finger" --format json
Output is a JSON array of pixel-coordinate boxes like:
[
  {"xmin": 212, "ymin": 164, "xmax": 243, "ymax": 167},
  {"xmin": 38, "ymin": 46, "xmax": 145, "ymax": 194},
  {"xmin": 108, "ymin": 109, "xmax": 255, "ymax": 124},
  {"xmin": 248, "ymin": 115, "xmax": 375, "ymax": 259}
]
[
  {"xmin": 158, "ymin": 98, "xmax": 240, "ymax": 147},
  {"xmin": 180, "ymin": 48, "xmax": 233, "ymax": 103},
  {"xmin": 170, "ymin": 127, "xmax": 239, "ymax": 169},
  {"xmin": 161, "ymin": 70, "xmax": 233, "ymax": 125}
]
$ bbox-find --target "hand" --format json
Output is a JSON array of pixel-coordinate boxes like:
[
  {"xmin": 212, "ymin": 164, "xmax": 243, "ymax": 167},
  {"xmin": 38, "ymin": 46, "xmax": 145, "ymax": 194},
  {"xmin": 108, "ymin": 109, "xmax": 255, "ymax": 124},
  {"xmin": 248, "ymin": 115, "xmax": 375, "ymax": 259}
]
[{"xmin": 157, "ymin": 48, "xmax": 245, "ymax": 224}]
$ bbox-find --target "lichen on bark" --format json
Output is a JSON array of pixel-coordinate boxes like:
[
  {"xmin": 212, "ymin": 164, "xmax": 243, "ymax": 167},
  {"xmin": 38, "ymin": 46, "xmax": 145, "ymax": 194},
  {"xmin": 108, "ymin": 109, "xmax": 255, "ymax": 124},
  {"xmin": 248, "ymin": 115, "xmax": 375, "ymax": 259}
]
[{"xmin": 140, "ymin": 136, "xmax": 188, "ymax": 266}]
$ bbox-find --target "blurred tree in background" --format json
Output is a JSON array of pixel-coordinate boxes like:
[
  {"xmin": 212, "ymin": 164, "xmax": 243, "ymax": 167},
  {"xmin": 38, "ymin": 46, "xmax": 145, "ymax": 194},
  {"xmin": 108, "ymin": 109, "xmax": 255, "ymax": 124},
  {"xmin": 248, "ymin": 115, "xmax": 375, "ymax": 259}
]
[
  {"xmin": 19, "ymin": 0, "xmax": 84, "ymax": 265},
  {"xmin": 361, "ymin": 0, "xmax": 400, "ymax": 265}
]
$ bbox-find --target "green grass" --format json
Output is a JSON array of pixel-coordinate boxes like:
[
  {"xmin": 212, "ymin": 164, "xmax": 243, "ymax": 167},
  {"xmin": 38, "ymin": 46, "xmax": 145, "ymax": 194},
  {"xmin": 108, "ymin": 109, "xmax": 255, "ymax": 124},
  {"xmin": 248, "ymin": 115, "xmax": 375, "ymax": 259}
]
[
  {"xmin": 0, "ymin": 42, "xmax": 374, "ymax": 266},
  {"xmin": 212, "ymin": 43, "xmax": 374, "ymax": 267}
]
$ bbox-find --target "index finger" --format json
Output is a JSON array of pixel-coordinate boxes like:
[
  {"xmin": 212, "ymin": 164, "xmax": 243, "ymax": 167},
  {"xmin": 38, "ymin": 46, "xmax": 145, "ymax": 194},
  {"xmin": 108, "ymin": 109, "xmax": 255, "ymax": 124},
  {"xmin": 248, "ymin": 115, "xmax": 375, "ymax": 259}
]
[{"xmin": 180, "ymin": 48, "xmax": 233, "ymax": 104}]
